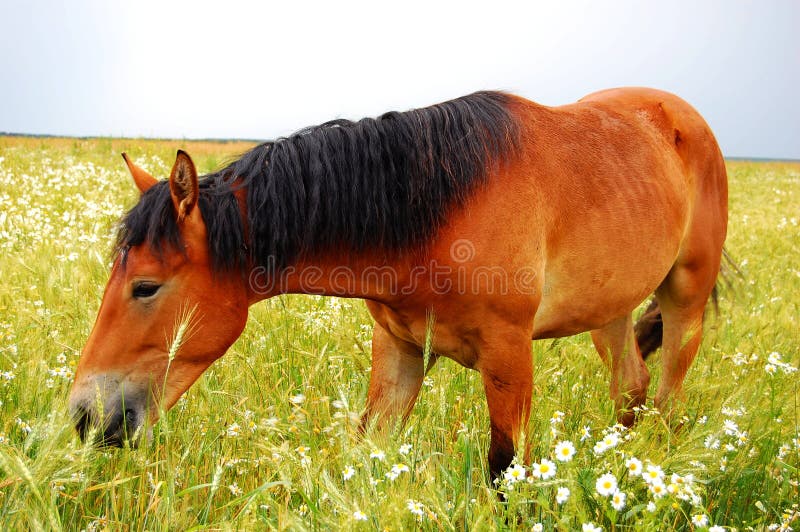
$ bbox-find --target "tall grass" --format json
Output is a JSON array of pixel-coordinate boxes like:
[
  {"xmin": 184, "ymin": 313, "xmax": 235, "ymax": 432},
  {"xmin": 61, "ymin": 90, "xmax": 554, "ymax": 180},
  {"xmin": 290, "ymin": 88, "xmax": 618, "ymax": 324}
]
[{"xmin": 0, "ymin": 136, "xmax": 797, "ymax": 530}]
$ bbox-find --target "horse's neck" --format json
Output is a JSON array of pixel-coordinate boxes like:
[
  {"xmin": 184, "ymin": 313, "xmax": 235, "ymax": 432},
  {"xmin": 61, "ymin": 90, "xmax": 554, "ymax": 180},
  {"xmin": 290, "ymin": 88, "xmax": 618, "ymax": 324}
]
[{"xmin": 245, "ymin": 250, "xmax": 419, "ymax": 305}]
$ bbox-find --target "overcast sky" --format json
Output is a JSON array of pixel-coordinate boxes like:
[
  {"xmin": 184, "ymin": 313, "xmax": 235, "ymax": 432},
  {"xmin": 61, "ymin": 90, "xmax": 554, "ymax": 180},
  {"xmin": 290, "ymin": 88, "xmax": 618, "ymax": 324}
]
[{"xmin": 1, "ymin": 0, "xmax": 797, "ymax": 159}]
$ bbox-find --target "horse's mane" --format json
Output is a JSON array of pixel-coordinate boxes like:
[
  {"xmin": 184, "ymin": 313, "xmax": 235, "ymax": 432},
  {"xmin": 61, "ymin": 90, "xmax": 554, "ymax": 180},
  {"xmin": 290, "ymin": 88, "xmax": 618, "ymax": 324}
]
[{"xmin": 115, "ymin": 91, "xmax": 521, "ymax": 272}]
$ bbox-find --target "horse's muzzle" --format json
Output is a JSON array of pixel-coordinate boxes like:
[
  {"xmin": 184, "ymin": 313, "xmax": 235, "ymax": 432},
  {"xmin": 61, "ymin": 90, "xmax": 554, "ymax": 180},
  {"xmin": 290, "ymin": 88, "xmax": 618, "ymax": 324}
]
[{"xmin": 68, "ymin": 380, "xmax": 146, "ymax": 447}]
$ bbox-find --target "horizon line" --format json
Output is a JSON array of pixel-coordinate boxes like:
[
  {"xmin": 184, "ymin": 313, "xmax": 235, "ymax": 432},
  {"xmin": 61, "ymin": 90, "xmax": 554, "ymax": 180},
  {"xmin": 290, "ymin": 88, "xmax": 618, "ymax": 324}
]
[{"xmin": 2, "ymin": 132, "xmax": 798, "ymax": 164}]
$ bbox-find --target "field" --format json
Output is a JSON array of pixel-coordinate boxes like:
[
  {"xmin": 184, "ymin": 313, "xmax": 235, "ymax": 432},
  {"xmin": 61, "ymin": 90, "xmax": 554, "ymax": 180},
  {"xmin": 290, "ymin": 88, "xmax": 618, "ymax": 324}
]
[{"xmin": 0, "ymin": 136, "xmax": 798, "ymax": 530}]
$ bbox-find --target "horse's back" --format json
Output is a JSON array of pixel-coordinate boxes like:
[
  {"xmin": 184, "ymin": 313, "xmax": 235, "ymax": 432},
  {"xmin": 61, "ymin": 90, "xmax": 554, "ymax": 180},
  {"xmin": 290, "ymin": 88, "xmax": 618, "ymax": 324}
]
[{"xmin": 500, "ymin": 88, "xmax": 727, "ymax": 337}]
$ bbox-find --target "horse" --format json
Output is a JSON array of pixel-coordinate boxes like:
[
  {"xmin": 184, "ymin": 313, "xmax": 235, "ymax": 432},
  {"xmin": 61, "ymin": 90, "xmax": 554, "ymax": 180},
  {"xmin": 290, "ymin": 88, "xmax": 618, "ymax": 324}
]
[{"xmin": 68, "ymin": 88, "xmax": 728, "ymax": 480}]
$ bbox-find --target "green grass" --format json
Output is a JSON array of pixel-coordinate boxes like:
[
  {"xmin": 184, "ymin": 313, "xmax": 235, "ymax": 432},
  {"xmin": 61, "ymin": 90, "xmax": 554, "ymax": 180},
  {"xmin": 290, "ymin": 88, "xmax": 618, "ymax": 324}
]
[{"xmin": 0, "ymin": 136, "xmax": 798, "ymax": 530}]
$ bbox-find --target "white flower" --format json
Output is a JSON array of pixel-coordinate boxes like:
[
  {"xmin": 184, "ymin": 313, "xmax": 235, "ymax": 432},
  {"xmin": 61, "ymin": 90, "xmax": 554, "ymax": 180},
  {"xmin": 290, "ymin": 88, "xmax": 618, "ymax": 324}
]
[
  {"xmin": 649, "ymin": 478, "xmax": 667, "ymax": 498},
  {"xmin": 647, "ymin": 501, "xmax": 657, "ymax": 512},
  {"xmin": 643, "ymin": 464, "xmax": 664, "ymax": 484},
  {"xmin": 723, "ymin": 419, "xmax": 739, "ymax": 436},
  {"xmin": 353, "ymin": 510, "xmax": 367, "ymax": 521},
  {"xmin": 595, "ymin": 473, "xmax": 617, "ymax": 496},
  {"xmin": 708, "ymin": 526, "xmax": 724, "ymax": 532},
  {"xmin": 504, "ymin": 463, "xmax": 526, "ymax": 483},
  {"xmin": 554, "ymin": 440, "xmax": 576, "ymax": 462},
  {"xmin": 532, "ymin": 524, "xmax": 543, "ymax": 532},
  {"xmin": 342, "ymin": 465, "xmax": 355, "ymax": 481},
  {"xmin": 228, "ymin": 482, "xmax": 243, "ymax": 496},
  {"xmin": 399, "ymin": 443, "xmax": 412, "ymax": 455},
  {"xmin": 556, "ymin": 486, "xmax": 570, "ymax": 504},
  {"xmin": 611, "ymin": 490, "xmax": 626, "ymax": 511},
  {"xmin": 580, "ymin": 425, "xmax": 592, "ymax": 441},
  {"xmin": 225, "ymin": 422, "xmax": 241, "ymax": 438},
  {"xmin": 532, "ymin": 459, "xmax": 557, "ymax": 480},
  {"xmin": 407, "ymin": 499, "xmax": 424, "ymax": 518},
  {"xmin": 625, "ymin": 457, "xmax": 643, "ymax": 476},
  {"xmin": 289, "ymin": 393, "xmax": 306, "ymax": 405},
  {"xmin": 691, "ymin": 514, "xmax": 709, "ymax": 527},
  {"xmin": 582, "ymin": 523, "xmax": 602, "ymax": 532},
  {"xmin": 551, "ymin": 410, "xmax": 565, "ymax": 424},
  {"xmin": 369, "ymin": 449, "xmax": 385, "ymax": 461}
]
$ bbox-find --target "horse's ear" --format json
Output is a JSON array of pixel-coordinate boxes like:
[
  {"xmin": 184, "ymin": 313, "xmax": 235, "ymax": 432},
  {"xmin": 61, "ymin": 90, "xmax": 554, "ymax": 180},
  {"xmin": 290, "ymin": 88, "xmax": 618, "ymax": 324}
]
[
  {"xmin": 169, "ymin": 150, "xmax": 199, "ymax": 223},
  {"xmin": 122, "ymin": 153, "xmax": 157, "ymax": 194}
]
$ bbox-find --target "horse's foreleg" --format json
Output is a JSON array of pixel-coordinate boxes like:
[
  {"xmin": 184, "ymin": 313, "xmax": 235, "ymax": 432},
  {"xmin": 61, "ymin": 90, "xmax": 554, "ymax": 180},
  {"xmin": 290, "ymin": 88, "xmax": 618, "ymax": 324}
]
[
  {"xmin": 591, "ymin": 314, "xmax": 650, "ymax": 426},
  {"xmin": 360, "ymin": 324, "xmax": 432, "ymax": 430},
  {"xmin": 478, "ymin": 333, "xmax": 533, "ymax": 483}
]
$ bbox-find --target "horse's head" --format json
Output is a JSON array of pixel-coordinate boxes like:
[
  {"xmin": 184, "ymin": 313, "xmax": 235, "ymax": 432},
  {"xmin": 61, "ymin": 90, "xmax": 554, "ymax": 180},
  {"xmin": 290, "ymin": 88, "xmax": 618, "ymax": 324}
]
[{"xmin": 68, "ymin": 151, "xmax": 249, "ymax": 446}]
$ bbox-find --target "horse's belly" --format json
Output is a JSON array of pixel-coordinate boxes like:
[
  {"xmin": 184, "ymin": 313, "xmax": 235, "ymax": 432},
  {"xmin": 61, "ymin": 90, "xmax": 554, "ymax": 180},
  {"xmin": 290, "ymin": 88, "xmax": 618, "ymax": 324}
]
[{"xmin": 530, "ymin": 232, "xmax": 679, "ymax": 339}]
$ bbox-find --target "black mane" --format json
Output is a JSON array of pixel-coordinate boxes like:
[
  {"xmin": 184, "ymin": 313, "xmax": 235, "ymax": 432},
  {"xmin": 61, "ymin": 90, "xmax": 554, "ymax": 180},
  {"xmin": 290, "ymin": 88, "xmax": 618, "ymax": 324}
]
[{"xmin": 115, "ymin": 91, "xmax": 520, "ymax": 272}]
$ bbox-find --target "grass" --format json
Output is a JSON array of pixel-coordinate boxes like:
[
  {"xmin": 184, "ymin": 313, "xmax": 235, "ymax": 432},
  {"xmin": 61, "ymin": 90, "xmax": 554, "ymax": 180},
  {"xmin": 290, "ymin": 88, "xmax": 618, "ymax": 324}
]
[{"xmin": 0, "ymin": 135, "xmax": 798, "ymax": 530}]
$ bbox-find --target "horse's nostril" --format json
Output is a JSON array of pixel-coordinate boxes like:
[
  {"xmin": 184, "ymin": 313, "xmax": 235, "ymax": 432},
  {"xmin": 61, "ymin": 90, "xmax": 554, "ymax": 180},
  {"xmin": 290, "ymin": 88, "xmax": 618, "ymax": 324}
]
[{"xmin": 73, "ymin": 405, "xmax": 91, "ymax": 442}]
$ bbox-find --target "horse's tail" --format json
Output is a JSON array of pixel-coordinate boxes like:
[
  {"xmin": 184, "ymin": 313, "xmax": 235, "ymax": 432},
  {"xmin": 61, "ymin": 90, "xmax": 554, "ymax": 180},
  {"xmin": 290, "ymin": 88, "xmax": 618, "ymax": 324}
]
[{"xmin": 634, "ymin": 247, "xmax": 740, "ymax": 360}]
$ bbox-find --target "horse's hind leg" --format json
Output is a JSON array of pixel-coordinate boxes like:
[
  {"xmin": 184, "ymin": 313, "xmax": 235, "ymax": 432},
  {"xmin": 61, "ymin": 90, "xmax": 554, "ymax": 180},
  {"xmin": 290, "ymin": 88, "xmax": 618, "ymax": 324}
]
[
  {"xmin": 653, "ymin": 259, "xmax": 719, "ymax": 415},
  {"xmin": 591, "ymin": 314, "xmax": 650, "ymax": 426}
]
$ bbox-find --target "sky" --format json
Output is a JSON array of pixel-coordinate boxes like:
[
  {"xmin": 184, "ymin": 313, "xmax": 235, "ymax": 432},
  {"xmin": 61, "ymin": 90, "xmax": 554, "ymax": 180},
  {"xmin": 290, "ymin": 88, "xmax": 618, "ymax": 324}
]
[{"xmin": 1, "ymin": 0, "xmax": 798, "ymax": 159}]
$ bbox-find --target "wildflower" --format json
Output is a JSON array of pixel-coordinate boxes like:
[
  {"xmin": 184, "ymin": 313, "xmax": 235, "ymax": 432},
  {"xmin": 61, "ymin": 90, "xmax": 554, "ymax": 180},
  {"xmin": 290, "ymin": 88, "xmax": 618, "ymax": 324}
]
[
  {"xmin": 342, "ymin": 465, "xmax": 355, "ymax": 481},
  {"xmin": 595, "ymin": 473, "xmax": 617, "ymax": 496},
  {"xmin": 765, "ymin": 363, "xmax": 777, "ymax": 375},
  {"xmin": 691, "ymin": 514, "xmax": 709, "ymax": 527},
  {"xmin": 611, "ymin": 490, "xmax": 626, "ymax": 511},
  {"xmin": 647, "ymin": 501, "xmax": 657, "ymax": 512},
  {"xmin": 504, "ymin": 463, "xmax": 526, "ymax": 483},
  {"xmin": 532, "ymin": 524, "xmax": 544, "ymax": 532},
  {"xmin": 228, "ymin": 482, "xmax": 243, "ymax": 496},
  {"xmin": 225, "ymin": 422, "xmax": 241, "ymax": 438},
  {"xmin": 554, "ymin": 440, "xmax": 576, "ymax": 462},
  {"xmin": 290, "ymin": 393, "xmax": 306, "ymax": 405},
  {"xmin": 649, "ymin": 479, "xmax": 667, "ymax": 498},
  {"xmin": 407, "ymin": 499, "xmax": 424, "ymax": 518},
  {"xmin": 722, "ymin": 419, "xmax": 739, "ymax": 436},
  {"xmin": 532, "ymin": 459, "xmax": 557, "ymax": 480},
  {"xmin": 399, "ymin": 443, "xmax": 412, "ymax": 455},
  {"xmin": 370, "ymin": 449, "xmax": 385, "ymax": 461},
  {"xmin": 56, "ymin": 352, "xmax": 67, "ymax": 364},
  {"xmin": 353, "ymin": 510, "xmax": 367, "ymax": 521},
  {"xmin": 551, "ymin": 410, "xmax": 565, "ymax": 424},
  {"xmin": 593, "ymin": 440, "xmax": 608, "ymax": 454},
  {"xmin": 708, "ymin": 526, "xmax": 724, "ymax": 532},
  {"xmin": 386, "ymin": 463, "xmax": 410, "ymax": 480},
  {"xmin": 625, "ymin": 457, "xmax": 643, "ymax": 476},
  {"xmin": 582, "ymin": 523, "xmax": 602, "ymax": 532},
  {"xmin": 580, "ymin": 425, "xmax": 592, "ymax": 441},
  {"xmin": 643, "ymin": 464, "xmax": 665, "ymax": 484},
  {"xmin": 556, "ymin": 486, "xmax": 570, "ymax": 504}
]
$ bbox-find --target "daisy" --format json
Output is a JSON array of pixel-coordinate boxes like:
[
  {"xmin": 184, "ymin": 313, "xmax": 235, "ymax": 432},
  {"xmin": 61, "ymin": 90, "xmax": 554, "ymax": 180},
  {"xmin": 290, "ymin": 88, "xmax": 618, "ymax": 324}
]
[
  {"xmin": 353, "ymin": 510, "xmax": 367, "ymax": 521},
  {"xmin": 691, "ymin": 514, "xmax": 709, "ymax": 528},
  {"xmin": 554, "ymin": 440, "xmax": 576, "ymax": 462},
  {"xmin": 595, "ymin": 473, "xmax": 617, "ymax": 496},
  {"xmin": 611, "ymin": 490, "xmax": 626, "ymax": 511},
  {"xmin": 625, "ymin": 457, "xmax": 643, "ymax": 476},
  {"xmin": 342, "ymin": 465, "xmax": 355, "ymax": 481},
  {"xmin": 556, "ymin": 486, "xmax": 570, "ymax": 504},
  {"xmin": 643, "ymin": 464, "xmax": 664, "ymax": 484},
  {"xmin": 532, "ymin": 459, "xmax": 557, "ymax": 480},
  {"xmin": 504, "ymin": 463, "xmax": 527, "ymax": 483}
]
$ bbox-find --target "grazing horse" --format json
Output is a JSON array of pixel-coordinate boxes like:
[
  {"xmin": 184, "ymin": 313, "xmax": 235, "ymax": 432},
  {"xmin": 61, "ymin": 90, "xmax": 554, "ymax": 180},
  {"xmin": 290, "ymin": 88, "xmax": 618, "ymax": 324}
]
[{"xmin": 68, "ymin": 88, "xmax": 728, "ymax": 480}]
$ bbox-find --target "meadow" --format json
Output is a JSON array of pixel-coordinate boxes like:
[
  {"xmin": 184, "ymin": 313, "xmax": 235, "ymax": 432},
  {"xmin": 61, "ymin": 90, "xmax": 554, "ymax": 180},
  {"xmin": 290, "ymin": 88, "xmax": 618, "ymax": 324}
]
[{"xmin": 0, "ymin": 135, "xmax": 797, "ymax": 531}]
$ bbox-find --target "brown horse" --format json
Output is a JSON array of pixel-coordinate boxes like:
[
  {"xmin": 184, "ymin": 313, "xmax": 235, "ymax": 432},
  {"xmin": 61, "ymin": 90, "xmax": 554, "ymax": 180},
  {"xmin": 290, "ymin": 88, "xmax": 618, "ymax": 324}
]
[{"xmin": 68, "ymin": 88, "xmax": 728, "ymax": 480}]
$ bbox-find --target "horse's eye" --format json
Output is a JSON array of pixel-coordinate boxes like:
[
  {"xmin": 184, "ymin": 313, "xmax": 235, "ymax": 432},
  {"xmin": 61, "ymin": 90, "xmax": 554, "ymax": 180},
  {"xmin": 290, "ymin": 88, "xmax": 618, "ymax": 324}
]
[{"xmin": 132, "ymin": 282, "xmax": 161, "ymax": 299}]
